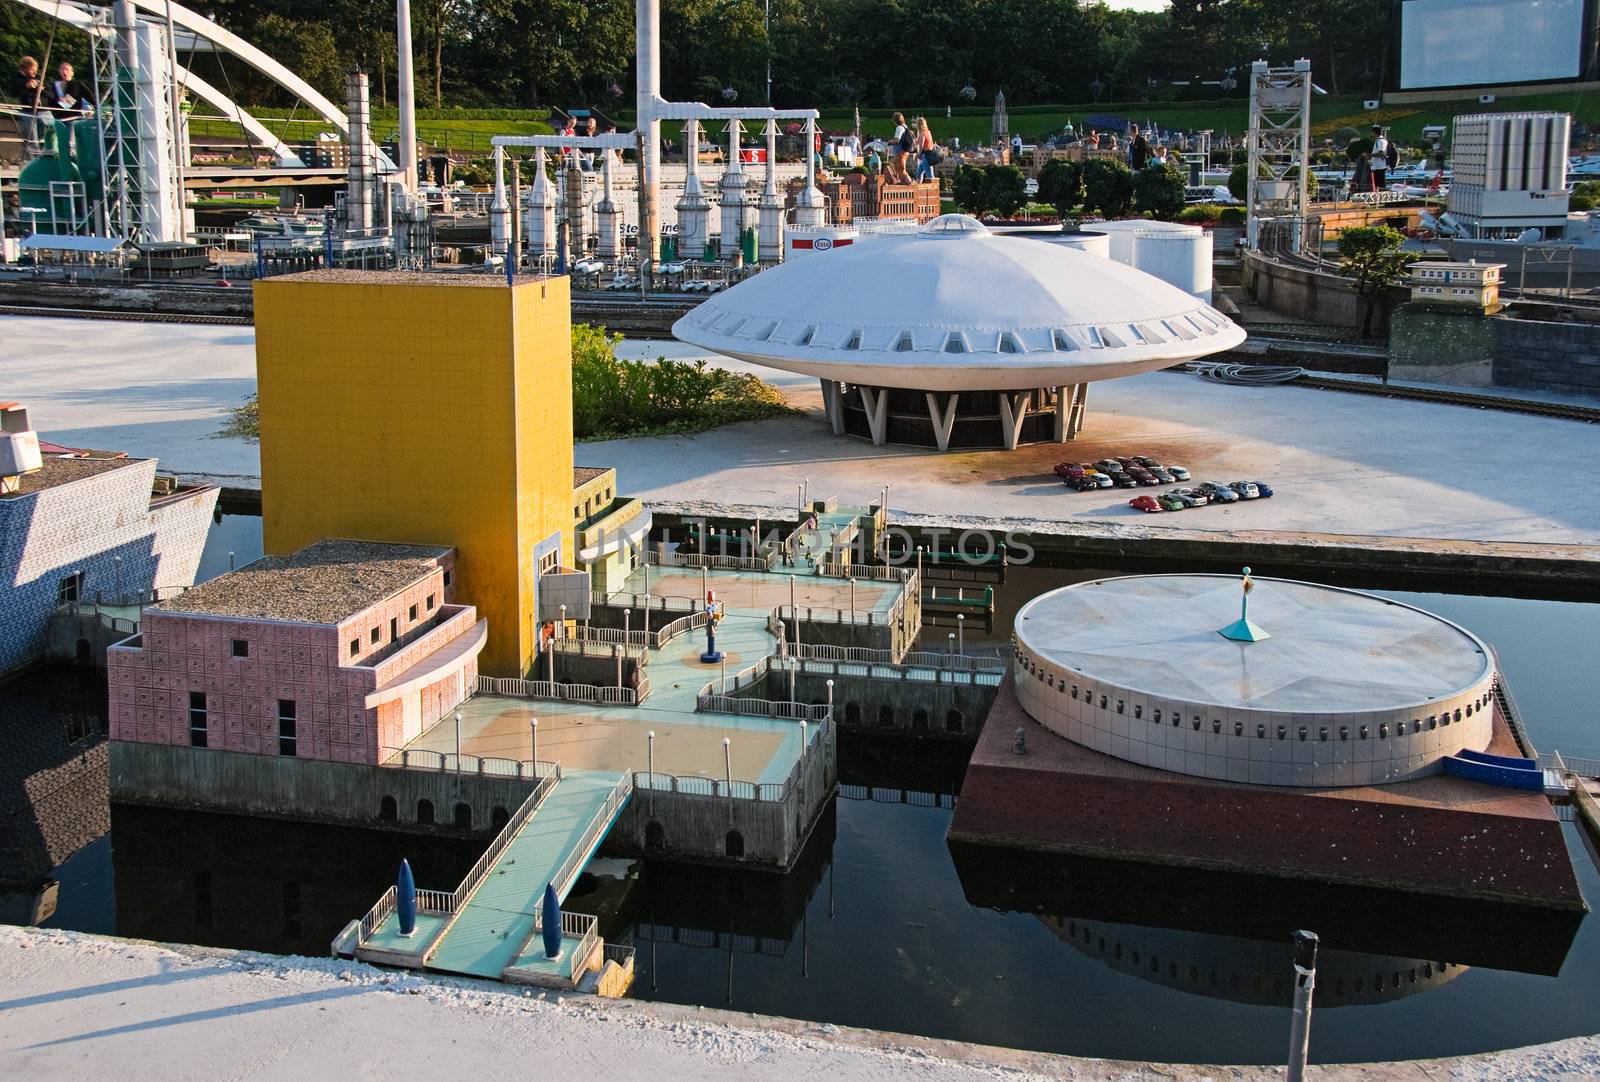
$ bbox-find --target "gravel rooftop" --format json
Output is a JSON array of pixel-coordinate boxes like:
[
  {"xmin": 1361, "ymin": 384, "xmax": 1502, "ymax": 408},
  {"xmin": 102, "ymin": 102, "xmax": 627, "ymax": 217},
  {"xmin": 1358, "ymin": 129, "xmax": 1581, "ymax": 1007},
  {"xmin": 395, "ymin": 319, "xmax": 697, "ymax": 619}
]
[{"xmin": 151, "ymin": 539, "xmax": 450, "ymax": 623}]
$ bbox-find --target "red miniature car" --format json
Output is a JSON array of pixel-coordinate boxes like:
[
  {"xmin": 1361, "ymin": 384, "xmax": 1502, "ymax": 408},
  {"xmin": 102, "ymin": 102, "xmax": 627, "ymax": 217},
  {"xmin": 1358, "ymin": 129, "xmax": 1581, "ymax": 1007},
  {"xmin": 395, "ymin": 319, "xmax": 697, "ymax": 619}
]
[{"xmin": 1129, "ymin": 495, "xmax": 1163, "ymax": 513}]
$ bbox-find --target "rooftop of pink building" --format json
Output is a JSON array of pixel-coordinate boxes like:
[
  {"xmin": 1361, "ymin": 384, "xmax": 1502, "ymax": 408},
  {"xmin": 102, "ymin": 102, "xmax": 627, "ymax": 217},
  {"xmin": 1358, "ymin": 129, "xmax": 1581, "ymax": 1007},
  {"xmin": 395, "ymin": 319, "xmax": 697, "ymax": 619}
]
[{"xmin": 149, "ymin": 539, "xmax": 451, "ymax": 624}]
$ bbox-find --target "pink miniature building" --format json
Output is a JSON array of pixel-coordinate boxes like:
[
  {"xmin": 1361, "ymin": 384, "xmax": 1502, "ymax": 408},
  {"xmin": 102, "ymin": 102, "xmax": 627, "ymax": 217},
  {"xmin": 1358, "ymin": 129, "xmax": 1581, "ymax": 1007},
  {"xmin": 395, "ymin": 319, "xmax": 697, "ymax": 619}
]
[{"xmin": 109, "ymin": 540, "xmax": 487, "ymax": 765}]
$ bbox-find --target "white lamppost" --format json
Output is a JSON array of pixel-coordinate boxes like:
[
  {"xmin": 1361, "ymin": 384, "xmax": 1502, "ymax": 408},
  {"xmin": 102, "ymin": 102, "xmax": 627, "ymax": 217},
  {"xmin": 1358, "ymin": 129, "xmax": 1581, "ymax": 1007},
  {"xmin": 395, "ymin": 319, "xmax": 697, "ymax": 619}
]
[
  {"xmin": 722, "ymin": 736, "xmax": 733, "ymax": 798},
  {"xmin": 530, "ymin": 716, "xmax": 538, "ymax": 769}
]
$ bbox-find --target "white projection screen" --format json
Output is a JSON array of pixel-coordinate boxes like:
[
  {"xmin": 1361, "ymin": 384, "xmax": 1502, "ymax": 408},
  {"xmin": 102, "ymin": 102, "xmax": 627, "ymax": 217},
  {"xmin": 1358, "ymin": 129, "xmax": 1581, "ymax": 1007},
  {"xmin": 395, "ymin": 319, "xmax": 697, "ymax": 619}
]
[{"xmin": 1399, "ymin": 0, "xmax": 1587, "ymax": 89}]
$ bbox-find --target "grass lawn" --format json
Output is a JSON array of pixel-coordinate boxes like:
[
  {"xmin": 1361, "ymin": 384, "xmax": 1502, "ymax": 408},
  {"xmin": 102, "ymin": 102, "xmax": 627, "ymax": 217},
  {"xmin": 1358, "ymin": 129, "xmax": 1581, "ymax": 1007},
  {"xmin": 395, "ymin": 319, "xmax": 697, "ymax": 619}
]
[{"xmin": 192, "ymin": 90, "xmax": 1600, "ymax": 158}]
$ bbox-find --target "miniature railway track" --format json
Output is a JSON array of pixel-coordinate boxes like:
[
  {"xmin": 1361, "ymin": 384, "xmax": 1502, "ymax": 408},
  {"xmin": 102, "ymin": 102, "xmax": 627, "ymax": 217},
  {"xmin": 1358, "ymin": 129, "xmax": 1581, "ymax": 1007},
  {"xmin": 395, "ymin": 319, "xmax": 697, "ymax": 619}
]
[
  {"xmin": 0, "ymin": 304, "xmax": 251, "ymax": 325},
  {"xmin": 1293, "ymin": 375, "xmax": 1600, "ymax": 423}
]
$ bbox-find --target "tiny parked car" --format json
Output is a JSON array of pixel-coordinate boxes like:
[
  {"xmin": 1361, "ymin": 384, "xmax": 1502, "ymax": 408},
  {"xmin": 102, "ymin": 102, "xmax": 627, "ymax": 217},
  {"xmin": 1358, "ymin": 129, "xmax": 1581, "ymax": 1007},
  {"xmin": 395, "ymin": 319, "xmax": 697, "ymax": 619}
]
[
  {"xmin": 1111, "ymin": 471, "xmax": 1138, "ymax": 488},
  {"xmin": 1229, "ymin": 480, "xmax": 1261, "ymax": 499},
  {"xmin": 1196, "ymin": 481, "xmax": 1240, "ymax": 503},
  {"xmin": 1082, "ymin": 468, "xmax": 1114, "ymax": 488},
  {"xmin": 1167, "ymin": 489, "xmax": 1203, "ymax": 508},
  {"xmin": 1095, "ymin": 458, "xmax": 1126, "ymax": 474},
  {"xmin": 1168, "ymin": 465, "xmax": 1191, "ymax": 481},
  {"xmin": 1145, "ymin": 465, "xmax": 1174, "ymax": 483},
  {"xmin": 1157, "ymin": 492, "xmax": 1189, "ymax": 511},
  {"xmin": 1068, "ymin": 475, "xmax": 1102, "ymax": 491},
  {"xmin": 1127, "ymin": 466, "xmax": 1160, "ymax": 486},
  {"xmin": 1129, "ymin": 495, "xmax": 1163, "ymax": 513},
  {"xmin": 1054, "ymin": 462, "xmax": 1087, "ymax": 480},
  {"xmin": 1253, "ymin": 481, "xmax": 1274, "ymax": 498}
]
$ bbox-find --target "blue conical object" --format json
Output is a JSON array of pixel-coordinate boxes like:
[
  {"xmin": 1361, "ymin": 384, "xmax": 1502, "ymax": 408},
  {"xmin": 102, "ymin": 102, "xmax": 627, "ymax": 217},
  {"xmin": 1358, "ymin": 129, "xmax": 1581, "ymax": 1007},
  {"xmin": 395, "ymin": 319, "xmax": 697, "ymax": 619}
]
[
  {"xmin": 542, "ymin": 881, "xmax": 563, "ymax": 959},
  {"xmin": 396, "ymin": 859, "xmax": 417, "ymax": 937}
]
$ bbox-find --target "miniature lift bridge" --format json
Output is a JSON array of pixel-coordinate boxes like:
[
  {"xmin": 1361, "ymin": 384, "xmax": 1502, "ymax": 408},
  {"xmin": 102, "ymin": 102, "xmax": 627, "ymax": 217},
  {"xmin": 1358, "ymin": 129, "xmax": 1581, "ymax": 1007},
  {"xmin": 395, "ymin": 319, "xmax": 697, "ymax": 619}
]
[
  {"xmin": 5, "ymin": 0, "xmax": 394, "ymax": 241},
  {"xmin": 339, "ymin": 768, "xmax": 632, "ymax": 988},
  {"xmin": 1245, "ymin": 58, "xmax": 1313, "ymax": 252}
]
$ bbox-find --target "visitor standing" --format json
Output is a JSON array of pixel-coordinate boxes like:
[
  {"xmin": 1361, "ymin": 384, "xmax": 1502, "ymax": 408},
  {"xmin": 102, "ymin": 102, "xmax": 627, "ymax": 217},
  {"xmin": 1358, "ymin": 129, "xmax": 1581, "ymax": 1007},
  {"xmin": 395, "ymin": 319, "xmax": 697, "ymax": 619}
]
[
  {"xmin": 916, "ymin": 117, "xmax": 938, "ymax": 181},
  {"xmin": 1129, "ymin": 124, "xmax": 1151, "ymax": 170},
  {"xmin": 891, "ymin": 112, "xmax": 913, "ymax": 183},
  {"xmin": 1369, "ymin": 125, "xmax": 1390, "ymax": 190},
  {"xmin": 1010, "ymin": 132, "xmax": 1022, "ymax": 163},
  {"xmin": 9, "ymin": 55, "xmax": 41, "ymax": 153}
]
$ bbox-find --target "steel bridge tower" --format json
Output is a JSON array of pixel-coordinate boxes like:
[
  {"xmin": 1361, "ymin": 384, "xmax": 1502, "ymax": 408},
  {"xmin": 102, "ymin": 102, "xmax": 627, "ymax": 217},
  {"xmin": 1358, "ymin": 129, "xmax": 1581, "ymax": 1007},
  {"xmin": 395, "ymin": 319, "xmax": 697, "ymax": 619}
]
[{"xmin": 1245, "ymin": 59, "xmax": 1312, "ymax": 251}]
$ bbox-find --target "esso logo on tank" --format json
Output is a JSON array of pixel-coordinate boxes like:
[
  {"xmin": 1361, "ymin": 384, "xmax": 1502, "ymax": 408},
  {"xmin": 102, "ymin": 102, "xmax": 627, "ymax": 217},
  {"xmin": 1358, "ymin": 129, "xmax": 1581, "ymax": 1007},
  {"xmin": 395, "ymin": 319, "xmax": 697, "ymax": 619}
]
[{"xmin": 814, "ymin": 237, "xmax": 833, "ymax": 251}]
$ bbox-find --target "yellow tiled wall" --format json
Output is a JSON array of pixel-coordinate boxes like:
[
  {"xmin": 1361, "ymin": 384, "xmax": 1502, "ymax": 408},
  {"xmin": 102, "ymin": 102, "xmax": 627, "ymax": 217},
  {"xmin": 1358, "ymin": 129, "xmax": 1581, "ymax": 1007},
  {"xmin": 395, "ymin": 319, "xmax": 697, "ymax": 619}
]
[{"xmin": 253, "ymin": 273, "xmax": 573, "ymax": 677}]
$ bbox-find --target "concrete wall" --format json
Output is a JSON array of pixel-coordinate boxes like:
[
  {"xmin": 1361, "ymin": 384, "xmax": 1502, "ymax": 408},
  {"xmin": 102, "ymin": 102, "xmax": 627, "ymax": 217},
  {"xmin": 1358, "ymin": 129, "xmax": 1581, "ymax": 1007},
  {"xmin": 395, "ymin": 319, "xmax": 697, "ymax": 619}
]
[
  {"xmin": 1243, "ymin": 251, "xmax": 1408, "ymax": 336},
  {"xmin": 1490, "ymin": 315, "xmax": 1600, "ymax": 397},
  {"xmin": 1389, "ymin": 305, "xmax": 1600, "ymax": 397},
  {"xmin": 604, "ymin": 720, "xmax": 836, "ymax": 872},
  {"xmin": 111, "ymin": 733, "xmax": 834, "ymax": 871},
  {"xmin": 110, "ymin": 740, "xmax": 534, "ymax": 836},
  {"xmin": 745, "ymin": 671, "xmax": 995, "ymax": 739}
]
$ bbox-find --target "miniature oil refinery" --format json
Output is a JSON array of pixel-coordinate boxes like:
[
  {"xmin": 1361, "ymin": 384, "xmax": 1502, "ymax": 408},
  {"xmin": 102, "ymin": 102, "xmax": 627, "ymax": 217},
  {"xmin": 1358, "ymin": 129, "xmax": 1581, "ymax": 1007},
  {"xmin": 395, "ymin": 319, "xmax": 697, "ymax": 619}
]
[{"xmin": 4, "ymin": 0, "xmax": 1600, "ymax": 1077}]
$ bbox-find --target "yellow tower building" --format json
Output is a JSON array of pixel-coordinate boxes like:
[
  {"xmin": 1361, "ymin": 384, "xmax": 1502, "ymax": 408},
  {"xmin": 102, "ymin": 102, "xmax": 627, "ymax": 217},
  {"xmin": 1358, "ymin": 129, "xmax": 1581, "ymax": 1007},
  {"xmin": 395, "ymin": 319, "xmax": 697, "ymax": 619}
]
[{"xmin": 254, "ymin": 271, "xmax": 573, "ymax": 677}]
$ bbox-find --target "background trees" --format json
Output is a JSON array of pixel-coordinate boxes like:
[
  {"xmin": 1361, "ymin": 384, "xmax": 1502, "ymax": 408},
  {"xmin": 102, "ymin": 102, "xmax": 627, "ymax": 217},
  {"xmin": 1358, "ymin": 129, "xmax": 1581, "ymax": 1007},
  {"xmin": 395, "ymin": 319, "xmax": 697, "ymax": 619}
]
[{"xmin": 1, "ymin": 0, "xmax": 1397, "ymax": 115}]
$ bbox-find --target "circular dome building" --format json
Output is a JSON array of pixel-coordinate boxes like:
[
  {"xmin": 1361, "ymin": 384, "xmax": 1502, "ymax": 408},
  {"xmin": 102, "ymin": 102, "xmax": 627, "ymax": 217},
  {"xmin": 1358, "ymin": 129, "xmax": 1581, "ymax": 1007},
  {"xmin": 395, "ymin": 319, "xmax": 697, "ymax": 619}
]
[
  {"xmin": 1011, "ymin": 575, "xmax": 1497, "ymax": 787},
  {"xmin": 671, "ymin": 215, "xmax": 1246, "ymax": 450}
]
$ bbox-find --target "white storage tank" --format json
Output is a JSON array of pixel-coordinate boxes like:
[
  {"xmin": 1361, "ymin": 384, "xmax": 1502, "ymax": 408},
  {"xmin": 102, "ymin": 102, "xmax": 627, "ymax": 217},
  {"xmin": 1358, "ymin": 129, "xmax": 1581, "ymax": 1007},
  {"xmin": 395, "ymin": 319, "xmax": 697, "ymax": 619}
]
[
  {"xmin": 1133, "ymin": 229, "xmax": 1212, "ymax": 303},
  {"xmin": 1049, "ymin": 230, "xmax": 1112, "ymax": 259},
  {"xmin": 1087, "ymin": 219, "xmax": 1200, "ymax": 266}
]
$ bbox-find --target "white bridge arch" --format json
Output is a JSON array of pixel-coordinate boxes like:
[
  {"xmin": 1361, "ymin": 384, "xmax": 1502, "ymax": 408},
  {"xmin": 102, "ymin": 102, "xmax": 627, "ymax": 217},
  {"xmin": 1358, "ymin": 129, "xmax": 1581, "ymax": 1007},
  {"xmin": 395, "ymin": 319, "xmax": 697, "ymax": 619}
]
[{"xmin": 6, "ymin": 0, "xmax": 394, "ymax": 170}]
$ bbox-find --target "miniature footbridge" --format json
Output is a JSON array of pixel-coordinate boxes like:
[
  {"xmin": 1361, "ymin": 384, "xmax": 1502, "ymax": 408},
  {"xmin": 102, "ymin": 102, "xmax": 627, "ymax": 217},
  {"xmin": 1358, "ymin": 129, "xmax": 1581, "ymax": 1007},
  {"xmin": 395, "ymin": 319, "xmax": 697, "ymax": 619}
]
[{"xmin": 339, "ymin": 767, "xmax": 631, "ymax": 988}]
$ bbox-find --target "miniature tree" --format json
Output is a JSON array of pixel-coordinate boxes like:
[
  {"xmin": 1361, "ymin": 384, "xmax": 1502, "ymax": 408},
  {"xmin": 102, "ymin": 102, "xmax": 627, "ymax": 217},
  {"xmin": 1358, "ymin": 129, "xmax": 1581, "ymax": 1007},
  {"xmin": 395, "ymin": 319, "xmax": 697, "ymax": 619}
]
[
  {"xmin": 1133, "ymin": 162, "xmax": 1188, "ymax": 220},
  {"xmin": 952, "ymin": 165, "xmax": 992, "ymax": 215},
  {"xmin": 1036, "ymin": 158, "xmax": 1083, "ymax": 216},
  {"xmin": 983, "ymin": 165, "xmax": 1028, "ymax": 217},
  {"xmin": 1336, "ymin": 225, "xmax": 1410, "ymax": 338},
  {"xmin": 1080, "ymin": 158, "xmax": 1134, "ymax": 217}
]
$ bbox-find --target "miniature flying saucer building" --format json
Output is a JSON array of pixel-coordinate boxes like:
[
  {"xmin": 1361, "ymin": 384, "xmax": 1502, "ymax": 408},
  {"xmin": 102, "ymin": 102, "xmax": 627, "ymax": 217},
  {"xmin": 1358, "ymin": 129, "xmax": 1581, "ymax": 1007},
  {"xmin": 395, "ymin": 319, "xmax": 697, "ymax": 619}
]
[
  {"xmin": 1012, "ymin": 574, "xmax": 1498, "ymax": 787},
  {"xmin": 671, "ymin": 215, "xmax": 1246, "ymax": 450}
]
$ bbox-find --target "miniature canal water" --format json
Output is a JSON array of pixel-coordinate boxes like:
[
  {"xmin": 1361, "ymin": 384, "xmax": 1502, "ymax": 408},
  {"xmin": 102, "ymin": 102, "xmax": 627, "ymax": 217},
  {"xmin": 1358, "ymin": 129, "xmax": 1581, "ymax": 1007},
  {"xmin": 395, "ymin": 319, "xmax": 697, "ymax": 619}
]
[{"xmin": 22, "ymin": 514, "xmax": 1600, "ymax": 1065}]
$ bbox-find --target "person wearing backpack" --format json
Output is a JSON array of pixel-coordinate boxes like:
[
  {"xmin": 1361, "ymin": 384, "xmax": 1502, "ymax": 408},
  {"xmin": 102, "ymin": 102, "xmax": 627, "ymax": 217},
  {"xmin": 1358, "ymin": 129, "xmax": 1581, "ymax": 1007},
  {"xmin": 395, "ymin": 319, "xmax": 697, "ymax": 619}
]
[{"xmin": 890, "ymin": 112, "xmax": 913, "ymax": 183}]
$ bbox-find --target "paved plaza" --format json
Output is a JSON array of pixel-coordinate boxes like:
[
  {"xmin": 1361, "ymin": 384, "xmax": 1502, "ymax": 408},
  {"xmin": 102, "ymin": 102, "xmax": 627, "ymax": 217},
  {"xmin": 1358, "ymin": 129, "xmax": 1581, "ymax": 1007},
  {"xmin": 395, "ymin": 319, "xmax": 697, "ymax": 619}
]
[{"xmin": 8, "ymin": 315, "xmax": 1600, "ymax": 543}]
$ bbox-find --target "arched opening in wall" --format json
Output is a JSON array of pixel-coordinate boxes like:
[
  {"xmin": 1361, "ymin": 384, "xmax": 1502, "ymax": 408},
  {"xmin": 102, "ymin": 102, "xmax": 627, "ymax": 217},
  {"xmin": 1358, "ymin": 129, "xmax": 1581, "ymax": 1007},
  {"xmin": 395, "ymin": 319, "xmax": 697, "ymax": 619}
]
[
  {"xmin": 417, "ymin": 799, "xmax": 435, "ymax": 825},
  {"xmin": 911, "ymin": 708, "xmax": 929, "ymax": 731},
  {"xmin": 75, "ymin": 638, "xmax": 92, "ymax": 663},
  {"xmin": 725, "ymin": 830, "xmax": 745, "ymax": 858},
  {"xmin": 878, "ymin": 704, "xmax": 895, "ymax": 727},
  {"xmin": 845, "ymin": 700, "xmax": 860, "ymax": 724},
  {"xmin": 490, "ymin": 805, "xmax": 510, "ymax": 830},
  {"xmin": 645, "ymin": 821, "xmax": 667, "ymax": 852},
  {"xmin": 453, "ymin": 802, "xmax": 472, "ymax": 830},
  {"xmin": 946, "ymin": 709, "xmax": 964, "ymax": 734},
  {"xmin": 379, "ymin": 795, "xmax": 398, "ymax": 820}
]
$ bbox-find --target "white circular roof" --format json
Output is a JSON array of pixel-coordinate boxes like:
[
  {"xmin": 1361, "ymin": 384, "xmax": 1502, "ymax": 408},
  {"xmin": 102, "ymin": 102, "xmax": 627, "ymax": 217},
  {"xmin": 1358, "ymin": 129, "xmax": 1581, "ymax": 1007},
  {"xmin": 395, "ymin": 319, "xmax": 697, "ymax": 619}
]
[
  {"xmin": 1015, "ymin": 575, "xmax": 1493, "ymax": 714},
  {"xmin": 671, "ymin": 216, "xmax": 1245, "ymax": 391}
]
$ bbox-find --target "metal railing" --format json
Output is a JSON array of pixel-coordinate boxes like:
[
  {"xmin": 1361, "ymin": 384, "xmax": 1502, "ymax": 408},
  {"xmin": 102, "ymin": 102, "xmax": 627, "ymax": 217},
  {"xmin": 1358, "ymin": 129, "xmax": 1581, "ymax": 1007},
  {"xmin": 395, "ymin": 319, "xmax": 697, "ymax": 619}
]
[
  {"xmin": 477, "ymin": 675, "xmax": 645, "ymax": 706},
  {"xmin": 1541, "ymin": 751, "xmax": 1600, "ymax": 778},
  {"xmin": 355, "ymin": 768, "xmax": 559, "ymax": 945},
  {"xmin": 771, "ymin": 603, "xmax": 883, "ymax": 628},
  {"xmin": 634, "ymin": 710, "xmax": 831, "ymax": 804},
  {"xmin": 358, "ymin": 886, "xmax": 397, "ymax": 942},
  {"xmin": 547, "ymin": 772, "xmax": 631, "ymax": 901},
  {"xmin": 602, "ymin": 942, "xmax": 637, "ymax": 971},
  {"xmin": 390, "ymin": 746, "xmax": 561, "ymax": 780},
  {"xmin": 633, "ymin": 770, "xmax": 788, "ymax": 801},
  {"xmin": 550, "ymin": 631, "xmax": 646, "ymax": 658}
]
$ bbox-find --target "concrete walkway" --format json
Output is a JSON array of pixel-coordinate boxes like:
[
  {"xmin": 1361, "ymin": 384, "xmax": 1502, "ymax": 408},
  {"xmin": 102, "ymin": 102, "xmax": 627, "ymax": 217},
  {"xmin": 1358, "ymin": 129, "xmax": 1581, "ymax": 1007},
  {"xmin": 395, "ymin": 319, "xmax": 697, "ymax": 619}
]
[
  {"xmin": 5, "ymin": 928, "xmax": 1599, "ymax": 1080},
  {"xmin": 8, "ymin": 315, "xmax": 1600, "ymax": 544}
]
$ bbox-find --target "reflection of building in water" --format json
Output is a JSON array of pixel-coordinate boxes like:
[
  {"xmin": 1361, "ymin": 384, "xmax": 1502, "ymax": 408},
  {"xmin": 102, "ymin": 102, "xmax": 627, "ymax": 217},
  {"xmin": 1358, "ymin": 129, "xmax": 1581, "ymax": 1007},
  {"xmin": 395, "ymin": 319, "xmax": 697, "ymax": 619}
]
[
  {"xmin": 111, "ymin": 804, "xmax": 484, "ymax": 957},
  {"xmin": 1039, "ymin": 915, "xmax": 1465, "ymax": 1008},
  {"xmin": 948, "ymin": 841, "xmax": 1582, "ymax": 982}
]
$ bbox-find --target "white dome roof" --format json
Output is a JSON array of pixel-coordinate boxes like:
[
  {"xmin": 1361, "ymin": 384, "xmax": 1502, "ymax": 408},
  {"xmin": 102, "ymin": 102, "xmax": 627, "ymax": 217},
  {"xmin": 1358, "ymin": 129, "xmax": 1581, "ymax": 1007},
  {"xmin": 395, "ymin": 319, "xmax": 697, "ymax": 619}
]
[{"xmin": 671, "ymin": 215, "xmax": 1245, "ymax": 391}]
